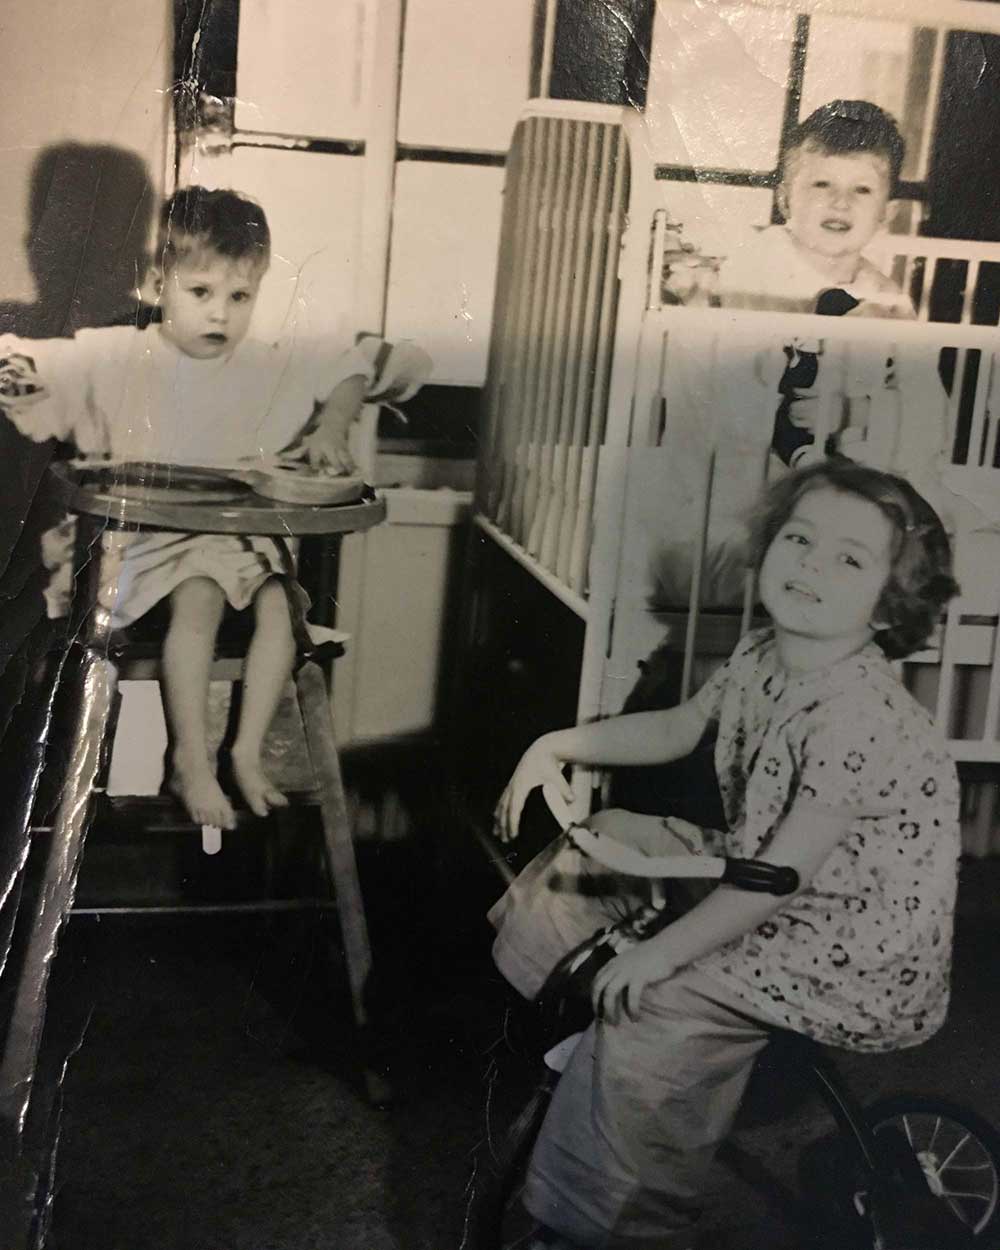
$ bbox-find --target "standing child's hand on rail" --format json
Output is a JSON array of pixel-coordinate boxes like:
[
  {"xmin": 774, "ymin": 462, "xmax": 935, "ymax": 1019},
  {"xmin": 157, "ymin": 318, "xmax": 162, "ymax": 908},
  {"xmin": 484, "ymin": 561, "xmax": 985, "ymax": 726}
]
[{"xmin": 494, "ymin": 735, "xmax": 574, "ymax": 843}]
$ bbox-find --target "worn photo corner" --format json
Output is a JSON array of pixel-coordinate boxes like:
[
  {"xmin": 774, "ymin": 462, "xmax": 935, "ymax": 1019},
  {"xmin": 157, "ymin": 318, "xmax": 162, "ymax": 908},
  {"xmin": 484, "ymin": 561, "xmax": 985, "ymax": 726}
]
[{"xmin": 0, "ymin": 3, "xmax": 998, "ymax": 1249}]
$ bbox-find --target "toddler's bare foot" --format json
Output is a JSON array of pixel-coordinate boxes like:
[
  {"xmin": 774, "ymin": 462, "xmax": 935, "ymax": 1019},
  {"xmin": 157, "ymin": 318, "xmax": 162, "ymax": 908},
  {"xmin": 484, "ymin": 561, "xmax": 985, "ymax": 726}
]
[
  {"xmin": 231, "ymin": 745, "xmax": 289, "ymax": 818},
  {"xmin": 169, "ymin": 752, "xmax": 236, "ymax": 829}
]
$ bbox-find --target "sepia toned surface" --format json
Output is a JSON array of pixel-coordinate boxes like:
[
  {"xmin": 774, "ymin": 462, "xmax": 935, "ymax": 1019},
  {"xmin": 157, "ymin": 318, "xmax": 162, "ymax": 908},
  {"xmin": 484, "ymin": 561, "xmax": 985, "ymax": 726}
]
[{"xmin": 0, "ymin": 2, "xmax": 997, "ymax": 1248}]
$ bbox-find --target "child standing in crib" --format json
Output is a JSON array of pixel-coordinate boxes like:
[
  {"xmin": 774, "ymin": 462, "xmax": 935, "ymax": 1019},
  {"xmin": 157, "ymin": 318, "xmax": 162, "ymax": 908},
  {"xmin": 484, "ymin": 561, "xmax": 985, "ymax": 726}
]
[
  {"xmin": 491, "ymin": 460, "xmax": 960, "ymax": 1249},
  {"xmin": 666, "ymin": 99, "xmax": 945, "ymax": 486},
  {"xmin": 0, "ymin": 186, "xmax": 429, "ymax": 830}
]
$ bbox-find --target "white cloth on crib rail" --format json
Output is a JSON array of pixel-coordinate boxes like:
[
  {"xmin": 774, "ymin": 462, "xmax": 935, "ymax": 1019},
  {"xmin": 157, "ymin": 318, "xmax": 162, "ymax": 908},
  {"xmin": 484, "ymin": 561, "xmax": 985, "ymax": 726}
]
[{"xmin": 712, "ymin": 224, "xmax": 914, "ymax": 316}]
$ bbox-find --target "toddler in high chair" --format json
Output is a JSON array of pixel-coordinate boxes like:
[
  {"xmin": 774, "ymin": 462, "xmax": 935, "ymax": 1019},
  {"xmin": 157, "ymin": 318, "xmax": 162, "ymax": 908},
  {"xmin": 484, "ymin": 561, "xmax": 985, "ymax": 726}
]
[
  {"xmin": 492, "ymin": 460, "xmax": 960, "ymax": 1249},
  {"xmin": 0, "ymin": 186, "xmax": 430, "ymax": 830}
]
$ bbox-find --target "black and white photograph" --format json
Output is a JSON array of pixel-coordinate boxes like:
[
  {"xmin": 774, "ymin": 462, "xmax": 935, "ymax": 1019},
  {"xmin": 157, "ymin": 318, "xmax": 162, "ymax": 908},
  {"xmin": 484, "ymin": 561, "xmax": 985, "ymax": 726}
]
[{"xmin": 0, "ymin": 2, "xmax": 999, "ymax": 1248}]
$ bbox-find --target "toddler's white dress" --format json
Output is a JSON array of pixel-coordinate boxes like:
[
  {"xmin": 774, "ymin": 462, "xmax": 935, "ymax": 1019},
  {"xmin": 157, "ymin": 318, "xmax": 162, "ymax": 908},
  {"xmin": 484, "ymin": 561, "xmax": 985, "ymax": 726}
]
[{"xmin": 0, "ymin": 325, "xmax": 393, "ymax": 626}]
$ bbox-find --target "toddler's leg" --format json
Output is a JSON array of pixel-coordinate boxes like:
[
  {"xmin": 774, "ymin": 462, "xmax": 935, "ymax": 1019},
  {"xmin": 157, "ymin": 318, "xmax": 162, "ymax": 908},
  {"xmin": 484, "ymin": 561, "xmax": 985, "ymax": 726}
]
[
  {"xmin": 230, "ymin": 578, "xmax": 296, "ymax": 818},
  {"xmin": 162, "ymin": 576, "xmax": 233, "ymax": 828}
]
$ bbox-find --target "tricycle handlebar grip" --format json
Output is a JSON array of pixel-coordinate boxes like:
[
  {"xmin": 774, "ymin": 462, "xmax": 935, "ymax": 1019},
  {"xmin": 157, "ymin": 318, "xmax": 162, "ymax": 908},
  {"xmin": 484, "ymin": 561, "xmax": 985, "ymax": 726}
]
[{"xmin": 720, "ymin": 859, "xmax": 799, "ymax": 895}]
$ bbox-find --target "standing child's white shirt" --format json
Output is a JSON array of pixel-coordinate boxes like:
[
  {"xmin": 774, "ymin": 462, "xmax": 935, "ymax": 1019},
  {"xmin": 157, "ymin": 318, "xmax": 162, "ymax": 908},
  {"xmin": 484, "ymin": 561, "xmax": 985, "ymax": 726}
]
[
  {"xmin": 714, "ymin": 223, "xmax": 912, "ymax": 315},
  {"xmin": 0, "ymin": 324, "xmax": 378, "ymax": 625}
]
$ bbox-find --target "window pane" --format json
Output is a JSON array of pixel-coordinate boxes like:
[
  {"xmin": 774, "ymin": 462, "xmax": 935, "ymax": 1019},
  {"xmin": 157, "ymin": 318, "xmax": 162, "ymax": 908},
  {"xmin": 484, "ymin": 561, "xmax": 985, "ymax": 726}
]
[
  {"xmin": 398, "ymin": 0, "xmax": 533, "ymax": 150},
  {"xmin": 646, "ymin": 3, "xmax": 795, "ymax": 170},
  {"xmin": 801, "ymin": 16, "xmax": 914, "ymax": 137},
  {"xmin": 385, "ymin": 162, "xmax": 504, "ymax": 385},
  {"xmin": 235, "ymin": 0, "xmax": 368, "ymax": 138}
]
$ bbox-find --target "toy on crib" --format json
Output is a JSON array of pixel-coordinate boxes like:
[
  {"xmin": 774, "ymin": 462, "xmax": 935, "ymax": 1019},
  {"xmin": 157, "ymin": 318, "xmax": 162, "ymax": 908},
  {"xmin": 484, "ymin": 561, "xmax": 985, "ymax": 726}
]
[{"xmin": 657, "ymin": 214, "xmax": 723, "ymax": 307}]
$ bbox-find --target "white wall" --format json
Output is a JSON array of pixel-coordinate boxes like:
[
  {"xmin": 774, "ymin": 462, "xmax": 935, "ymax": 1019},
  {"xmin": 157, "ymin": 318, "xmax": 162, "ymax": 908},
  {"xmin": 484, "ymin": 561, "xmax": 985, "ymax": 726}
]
[
  {"xmin": 0, "ymin": 0, "xmax": 171, "ymax": 303},
  {"xmin": 0, "ymin": 2, "xmax": 171, "ymax": 791}
]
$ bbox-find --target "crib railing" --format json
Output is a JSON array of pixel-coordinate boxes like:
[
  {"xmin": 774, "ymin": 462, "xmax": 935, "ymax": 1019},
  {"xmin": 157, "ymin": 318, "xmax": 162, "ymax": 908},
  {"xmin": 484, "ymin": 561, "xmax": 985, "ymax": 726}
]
[
  {"xmin": 862, "ymin": 236, "xmax": 1000, "ymax": 473},
  {"xmin": 868, "ymin": 236, "xmax": 1000, "ymax": 329},
  {"xmin": 475, "ymin": 104, "xmax": 630, "ymax": 609},
  {"xmin": 632, "ymin": 306, "xmax": 1000, "ymax": 466}
]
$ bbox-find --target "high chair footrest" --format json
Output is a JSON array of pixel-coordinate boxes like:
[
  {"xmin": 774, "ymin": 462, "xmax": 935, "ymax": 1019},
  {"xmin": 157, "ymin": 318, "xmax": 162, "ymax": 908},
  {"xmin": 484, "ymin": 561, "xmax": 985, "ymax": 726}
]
[
  {"xmin": 107, "ymin": 633, "xmax": 345, "ymax": 664},
  {"xmin": 71, "ymin": 898, "xmax": 339, "ymax": 917},
  {"xmin": 90, "ymin": 791, "xmax": 323, "ymax": 836}
]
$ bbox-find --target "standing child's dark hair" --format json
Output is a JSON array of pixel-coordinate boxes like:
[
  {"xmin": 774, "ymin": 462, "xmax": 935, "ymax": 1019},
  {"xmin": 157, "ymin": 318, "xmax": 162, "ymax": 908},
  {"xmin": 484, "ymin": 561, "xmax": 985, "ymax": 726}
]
[
  {"xmin": 782, "ymin": 99, "xmax": 906, "ymax": 196},
  {"xmin": 157, "ymin": 186, "xmax": 271, "ymax": 271},
  {"xmin": 749, "ymin": 458, "xmax": 959, "ymax": 659}
]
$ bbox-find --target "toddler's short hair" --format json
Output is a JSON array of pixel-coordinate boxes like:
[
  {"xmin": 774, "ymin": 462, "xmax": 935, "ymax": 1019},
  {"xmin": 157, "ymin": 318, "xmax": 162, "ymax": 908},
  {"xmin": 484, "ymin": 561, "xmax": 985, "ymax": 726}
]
[
  {"xmin": 783, "ymin": 100, "xmax": 905, "ymax": 196},
  {"xmin": 749, "ymin": 459, "xmax": 959, "ymax": 659},
  {"xmin": 157, "ymin": 186, "xmax": 270, "ymax": 271}
]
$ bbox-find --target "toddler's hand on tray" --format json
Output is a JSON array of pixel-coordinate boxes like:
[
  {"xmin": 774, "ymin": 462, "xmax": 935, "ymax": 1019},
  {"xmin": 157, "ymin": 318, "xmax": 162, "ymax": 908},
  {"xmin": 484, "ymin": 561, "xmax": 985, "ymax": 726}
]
[
  {"xmin": 592, "ymin": 940, "xmax": 675, "ymax": 1025},
  {"xmin": 289, "ymin": 428, "xmax": 357, "ymax": 476},
  {"xmin": 308, "ymin": 428, "xmax": 357, "ymax": 475}
]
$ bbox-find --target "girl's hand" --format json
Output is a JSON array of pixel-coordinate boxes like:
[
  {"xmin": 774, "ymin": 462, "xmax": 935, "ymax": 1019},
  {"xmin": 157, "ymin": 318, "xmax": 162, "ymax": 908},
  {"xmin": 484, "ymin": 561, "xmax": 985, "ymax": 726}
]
[
  {"xmin": 494, "ymin": 738, "xmax": 573, "ymax": 843},
  {"xmin": 591, "ymin": 939, "xmax": 676, "ymax": 1025}
]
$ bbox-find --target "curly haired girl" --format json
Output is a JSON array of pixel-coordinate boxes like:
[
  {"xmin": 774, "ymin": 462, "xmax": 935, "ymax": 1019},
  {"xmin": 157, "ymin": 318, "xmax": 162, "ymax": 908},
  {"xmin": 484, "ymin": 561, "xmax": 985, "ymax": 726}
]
[{"xmin": 491, "ymin": 460, "xmax": 961, "ymax": 1249}]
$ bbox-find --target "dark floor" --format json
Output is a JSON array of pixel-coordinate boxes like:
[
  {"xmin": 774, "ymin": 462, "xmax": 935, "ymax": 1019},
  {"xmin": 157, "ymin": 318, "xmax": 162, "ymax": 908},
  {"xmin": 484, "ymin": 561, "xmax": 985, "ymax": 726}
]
[{"xmin": 24, "ymin": 805, "xmax": 1000, "ymax": 1250}]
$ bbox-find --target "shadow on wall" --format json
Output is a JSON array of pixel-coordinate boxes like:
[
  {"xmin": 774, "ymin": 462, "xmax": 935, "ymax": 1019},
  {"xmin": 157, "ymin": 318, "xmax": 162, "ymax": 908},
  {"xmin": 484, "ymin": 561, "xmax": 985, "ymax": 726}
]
[
  {"xmin": 0, "ymin": 148, "xmax": 156, "ymax": 1125},
  {"xmin": 0, "ymin": 142, "xmax": 155, "ymax": 339},
  {"xmin": 0, "ymin": 142, "xmax": 155, "ymax": 736}
]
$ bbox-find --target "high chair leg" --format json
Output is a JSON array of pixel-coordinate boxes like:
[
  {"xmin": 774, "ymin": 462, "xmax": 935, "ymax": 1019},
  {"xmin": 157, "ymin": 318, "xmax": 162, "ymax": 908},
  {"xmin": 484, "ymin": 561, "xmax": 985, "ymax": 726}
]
[
  {"xmin": 293, "ymin": 657, "xmax": 389, "ymax": 1104},
  {"xmin": 0, "ymin": 647, "xmax": 119, "ymax": 1138}
]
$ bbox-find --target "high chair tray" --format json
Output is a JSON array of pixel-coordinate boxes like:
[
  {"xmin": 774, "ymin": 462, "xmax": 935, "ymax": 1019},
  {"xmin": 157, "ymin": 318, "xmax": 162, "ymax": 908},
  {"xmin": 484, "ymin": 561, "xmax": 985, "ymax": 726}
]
[
  {"xmin": 47, "ymin": 461, "xmax": 385, "ymax": 537},
  {"xmin": 66, "ymin": 460, "xmax": 366, "ymax": 506}
]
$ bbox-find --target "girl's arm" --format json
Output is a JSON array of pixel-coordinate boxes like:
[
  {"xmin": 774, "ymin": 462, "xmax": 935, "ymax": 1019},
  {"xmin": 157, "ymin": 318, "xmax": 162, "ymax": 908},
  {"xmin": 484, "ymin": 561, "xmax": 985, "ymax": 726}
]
[
  {"xmin": 496, "ymin": 700, "xmax": 711, "ymax": 842},
  {"xmin": 592, "ymin": 799, "xmax": 851, "ymax": 1023}
]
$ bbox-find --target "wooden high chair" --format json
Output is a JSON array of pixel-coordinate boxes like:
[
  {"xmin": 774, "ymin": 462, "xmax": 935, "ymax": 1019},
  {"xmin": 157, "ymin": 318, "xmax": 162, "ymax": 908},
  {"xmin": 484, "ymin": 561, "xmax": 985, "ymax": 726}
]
[{"xmin": 0, "ymin": 462, "xmax": 388, "ymax": 1144}]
